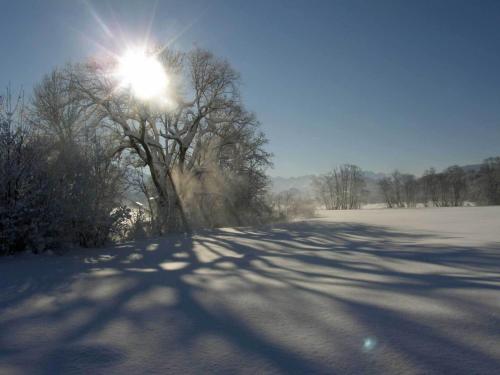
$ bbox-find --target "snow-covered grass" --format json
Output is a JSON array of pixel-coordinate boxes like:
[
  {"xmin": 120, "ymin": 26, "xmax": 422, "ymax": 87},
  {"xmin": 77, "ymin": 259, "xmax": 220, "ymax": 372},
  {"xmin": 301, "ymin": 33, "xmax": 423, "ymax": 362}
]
[{"xmin": 1, "ymin": 207, "xmax": 499, "ymax": 374}]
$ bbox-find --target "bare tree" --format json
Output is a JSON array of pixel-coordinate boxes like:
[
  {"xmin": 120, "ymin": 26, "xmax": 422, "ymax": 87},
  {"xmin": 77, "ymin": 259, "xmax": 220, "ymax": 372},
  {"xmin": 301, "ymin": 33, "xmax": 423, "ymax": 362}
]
[
  {"xmin": 401, "ymin": 173, "xmax": 417, "ymax": 207},
  {"xmin": 64, "ymin": 47, "xmax": 267, "ymax": 233},
  {"xmin": 477, "ymin": 157, "xmax": 500, "ymax": 205},
  {"xmin": 31, "ymin": 69, "xmax": 85, "ymax": 144},
  {"xmin": 314, "ymin": 165, "xmax": 364, "ymax": 210},
  {"xmin": 378, "ymin": 177, "xmax": 394, "ymax": 208},
  {"xmin": 31, "ymin": 71, "xmax": 130, "ymax": 247},
  {"xmin": 421, "ymin": 168, "xmax": 440, "ymax": 207},
  {"xmin": 312, "ymin": 172, "xmax": 336, "ymax": 210},
  {"xmin": 378, "ymin": 171, "xmax": 416, "ymax": 208},
  {"xmin": 444, "ymin": 165, "xmax": 466, "ymax": 206}
]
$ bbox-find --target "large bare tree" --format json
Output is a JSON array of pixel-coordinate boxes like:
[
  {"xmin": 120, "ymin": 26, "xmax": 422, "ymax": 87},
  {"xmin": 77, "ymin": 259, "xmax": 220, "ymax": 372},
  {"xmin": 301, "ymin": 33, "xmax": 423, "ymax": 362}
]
[{"xmin": 65, "ymin": 47, "xmax": 265, "ymax": 233}]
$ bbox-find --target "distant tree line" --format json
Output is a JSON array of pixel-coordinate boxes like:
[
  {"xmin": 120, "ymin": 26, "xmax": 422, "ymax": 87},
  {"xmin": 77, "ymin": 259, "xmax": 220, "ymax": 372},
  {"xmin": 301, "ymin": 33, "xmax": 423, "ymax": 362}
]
[
  {"xmin": 379, "ymin": 161, "xmax": 500, "ymax": 208},
  {"xmin": 0, "ymin": 47, "xmax": 272, "ymax": 255},
  {"xmin": 311, "ymin": 160, "xmax": 500, "ymax": 211}
]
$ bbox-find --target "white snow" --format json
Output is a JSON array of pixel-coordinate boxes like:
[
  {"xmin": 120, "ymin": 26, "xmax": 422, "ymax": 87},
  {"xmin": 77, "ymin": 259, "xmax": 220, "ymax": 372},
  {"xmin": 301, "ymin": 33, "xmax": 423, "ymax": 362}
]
[{"xmin": 1, "ymin": 206, "xmax": 499, "ymax": 374}]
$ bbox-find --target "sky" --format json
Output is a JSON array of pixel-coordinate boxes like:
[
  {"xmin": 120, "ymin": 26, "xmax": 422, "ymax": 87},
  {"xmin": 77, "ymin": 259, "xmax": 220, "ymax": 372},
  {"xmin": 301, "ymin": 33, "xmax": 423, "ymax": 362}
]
[{"xmin": 1, "ymin": 0, "xmax": 500, "ymax": 177}]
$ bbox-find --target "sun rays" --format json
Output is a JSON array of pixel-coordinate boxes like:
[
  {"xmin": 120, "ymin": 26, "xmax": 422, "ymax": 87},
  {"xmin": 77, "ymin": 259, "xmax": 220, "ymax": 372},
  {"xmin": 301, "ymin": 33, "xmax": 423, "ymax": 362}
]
[{"xmin": 76, "ymin": 0, "xmax": 201, "ymax": 104}]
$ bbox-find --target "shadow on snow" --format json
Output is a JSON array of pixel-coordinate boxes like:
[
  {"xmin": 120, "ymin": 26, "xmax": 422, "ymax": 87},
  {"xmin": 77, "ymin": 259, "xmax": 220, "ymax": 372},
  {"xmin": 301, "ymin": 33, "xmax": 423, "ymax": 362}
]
[{"xmin": 1, "ymin": 221, "xmax": 499, "ymax": 374}]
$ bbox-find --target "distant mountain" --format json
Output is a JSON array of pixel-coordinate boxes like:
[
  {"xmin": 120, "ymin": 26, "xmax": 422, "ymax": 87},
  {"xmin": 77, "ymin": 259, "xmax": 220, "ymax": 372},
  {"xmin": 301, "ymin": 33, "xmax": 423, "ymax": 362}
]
[
  {"xmin": 361, "ymin": 171, "xmax": 387, "ymax": 181},
  {"xmin": 421, "ymin": 163, "xmax": 482, "ymax": 174},
  {"xmin": 270, "ymin": 175, "xmax": 317, "ymax": 194},
  {"xmin": 461, "ymin": 164, "xmax": 482, "ymax": 173},
  {"xmin": 271, "ymin": 171, "xmax": 387, "ymax": 193}
]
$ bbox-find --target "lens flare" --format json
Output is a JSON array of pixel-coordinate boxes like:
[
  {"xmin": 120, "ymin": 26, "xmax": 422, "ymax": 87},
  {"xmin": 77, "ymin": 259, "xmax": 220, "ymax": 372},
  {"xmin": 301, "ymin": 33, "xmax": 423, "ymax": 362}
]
[
  {"xmin": 362, "ymin": 337, "xmax": 377, "ymax": 352},
  {"xmin": 115, "ymin": 48, "xmax": 169, "ymax": 101}
]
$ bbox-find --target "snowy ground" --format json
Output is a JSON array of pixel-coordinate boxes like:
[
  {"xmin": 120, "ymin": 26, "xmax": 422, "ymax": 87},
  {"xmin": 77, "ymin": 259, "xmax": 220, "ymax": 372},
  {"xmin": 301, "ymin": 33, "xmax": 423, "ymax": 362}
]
[{"xmin": 1, "ymin": 207, "xmax": 499, "ymax": 374}]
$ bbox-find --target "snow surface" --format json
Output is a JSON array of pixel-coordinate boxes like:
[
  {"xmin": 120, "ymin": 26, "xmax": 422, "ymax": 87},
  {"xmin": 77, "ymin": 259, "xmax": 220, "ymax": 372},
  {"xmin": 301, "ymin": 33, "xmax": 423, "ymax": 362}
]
[{"xmin": 1, "ymin": 206, "xmax": 500, "ymax": 374}]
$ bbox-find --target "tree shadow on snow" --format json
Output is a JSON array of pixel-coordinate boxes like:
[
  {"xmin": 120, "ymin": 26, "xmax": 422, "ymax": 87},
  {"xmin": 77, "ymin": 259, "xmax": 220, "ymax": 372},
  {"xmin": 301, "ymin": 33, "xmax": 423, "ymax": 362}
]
[{"xmin": 0, "ymin": 220, "xmax": 499, "ymax": 374}]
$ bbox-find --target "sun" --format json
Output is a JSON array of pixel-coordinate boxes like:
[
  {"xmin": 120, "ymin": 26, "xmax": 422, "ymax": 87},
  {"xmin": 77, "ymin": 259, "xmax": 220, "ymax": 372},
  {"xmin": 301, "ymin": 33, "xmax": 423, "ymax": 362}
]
[{"xmin": 115, "ymin": 48, "xmax": 169, "ymax": 101}]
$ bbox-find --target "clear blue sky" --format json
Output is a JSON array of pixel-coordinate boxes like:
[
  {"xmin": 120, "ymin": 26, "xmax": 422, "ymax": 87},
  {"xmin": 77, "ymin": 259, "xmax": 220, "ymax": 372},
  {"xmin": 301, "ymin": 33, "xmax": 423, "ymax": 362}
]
[{"xmin": 1, "ymin": 0, "xmax": 500, "ymax": 177}]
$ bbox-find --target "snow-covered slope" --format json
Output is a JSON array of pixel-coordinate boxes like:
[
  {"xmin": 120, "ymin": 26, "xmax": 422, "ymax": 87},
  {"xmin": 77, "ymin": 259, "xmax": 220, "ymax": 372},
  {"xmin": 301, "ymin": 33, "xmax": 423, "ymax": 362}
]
[{"xmin": 1, "ymin": 207, "xmax": 499, "ymax": 374}]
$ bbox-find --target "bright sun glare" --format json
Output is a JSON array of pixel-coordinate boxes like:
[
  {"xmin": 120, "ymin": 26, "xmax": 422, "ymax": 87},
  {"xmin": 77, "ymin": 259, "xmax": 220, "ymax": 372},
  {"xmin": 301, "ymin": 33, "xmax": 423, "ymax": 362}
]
[{"xmin": 115, "ymin": 48, "xmax": 169, "ymax": 101}]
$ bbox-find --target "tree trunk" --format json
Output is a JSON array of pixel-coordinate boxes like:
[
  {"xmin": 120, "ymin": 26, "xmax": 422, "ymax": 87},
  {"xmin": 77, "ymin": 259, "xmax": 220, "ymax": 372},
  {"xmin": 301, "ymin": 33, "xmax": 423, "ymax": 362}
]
[
  {"xmin": 166, "ymin": 170, "xmax": 190, "ymax": 233},
  {"xmin": 148, "ymin": 165, "xmax": 190, "ymax": 234}
]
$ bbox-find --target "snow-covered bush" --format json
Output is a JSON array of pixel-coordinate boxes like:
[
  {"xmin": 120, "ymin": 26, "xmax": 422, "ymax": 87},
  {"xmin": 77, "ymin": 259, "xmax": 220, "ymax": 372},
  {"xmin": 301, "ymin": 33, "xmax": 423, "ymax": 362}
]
[
  {"xmin": 269, "ymin": 188, "xmax": 315, "ymax": 221},
  {"xmin": 44, "ymin": 140, "xmax": 129, "ymax": 247},
  {"xmin": 0, "ymin": 119, "xmax": 60, "ymax": 253},
  {"xmin": 0, "ymin": 127, "xmax": 130, "ymax": 253},
  {"xmin": 0, "ymin": 85, "xmax": 130, "ymax": 254}
]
